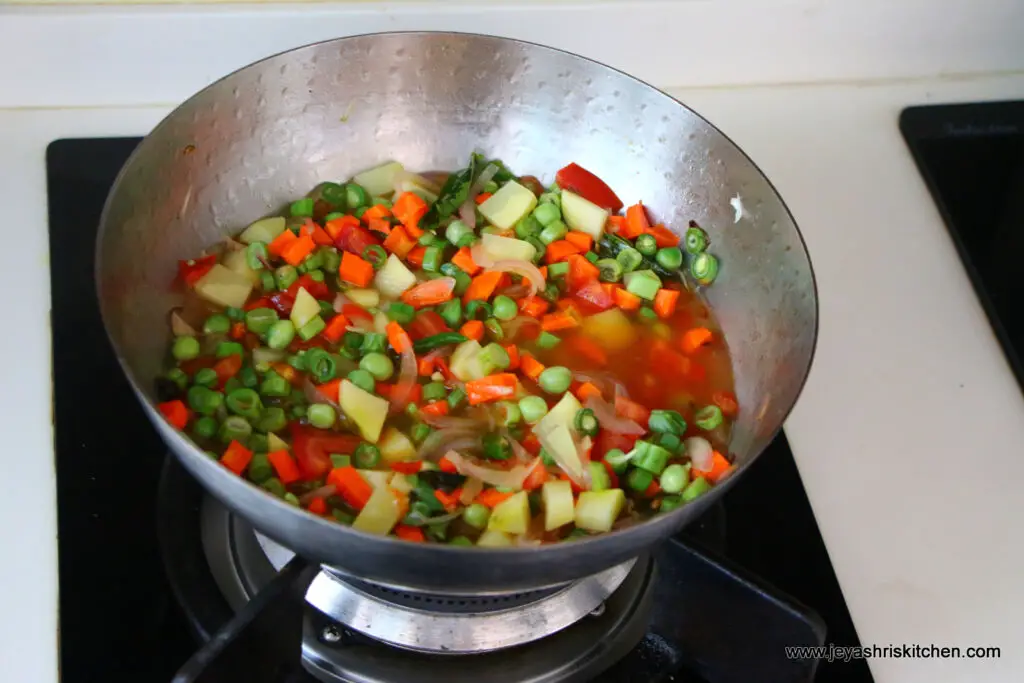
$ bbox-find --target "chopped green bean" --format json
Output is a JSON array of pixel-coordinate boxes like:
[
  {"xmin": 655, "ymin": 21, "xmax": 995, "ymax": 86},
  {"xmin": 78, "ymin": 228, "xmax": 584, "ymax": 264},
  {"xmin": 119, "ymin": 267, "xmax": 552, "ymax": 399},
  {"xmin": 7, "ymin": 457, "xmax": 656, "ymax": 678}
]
[
  {"xmin": 659, "ymin": 464, "xmax": 690, "ymax": 494},
  {"xmin": 422, "ymin": 382, "xmax": 447, "ymax": 402},
  {"xmin": 411, "ymin": 423, "xmax": 433, "ymax": 444},
  {"xmin": 203, "ymin": 314, "xmax": 231, "ymax": 335},
  {"xmin": 445, "ymin": 220, "xmax": 473, "ymax": 247},
  {"xmin": 655, "ymin": 246, "xmax": 683, "ymax": 270},
  {"xmin": 246, "ymin": 242, "xmax": 269, "ymax": 270},
  {"xmin": 290, "ymin": 197, "xmax": 315, "ymax": 218},
  {"xmin": 275, "ymin": 265, "xmax": 298, "ymax": 290},
  {"xmin": 266, "ymin": 320, "xmax": 296, "ymax": 350},
  {"xmin": 330, "ymin": 454, "xmax": 351, "ymax": 468},
  {"xmin": 438, "ymin": 299, "xmax": 463, "ymax": 328},
  {"xmin": 447, "ymin": 388, "xmax": 467, "ymax": 410},
  {"xmin": 497, "ymin": 401, "xmax": 522, "ymax": 426},
  {"xmin": 305, "ymin": 348, "xmax": 338, "ymax": 383},
  {"xmin": 172, "ymin": 335, "xmax": 200, "ymax": 361},
  {"xmin": 648, "ymin": 409, "xmax": 687, "ymax": 435},
  {"xmin": 259, "ymin": 271, "xmax": 277, "ymax": 292},
  {"xmin": 247, "ymin": 453, "xmax": 274, "ymax": 483},
  {"xmin": 387, "ymin": 302, "xmax": 416, "ymax": 325},
  {"xmin": 596, "ymin": 258, "xmax": 623, "ymax": 283},
  {"xmin": 626, "ymin": 467, "xmax": 653, "ymax": 492},
  {"xmin": 615, "ymin": 246, "xmax": 643, "ymax": 273},
  {"xmin": 354, "ymin": 443, "xmax": 381, "ymax": 469},
  {"xmin": 219, "ymin": 416, "xmax": 253, "ymax": 443},
  {"xmin": 465, "ymin": 300, "xmax": 492, "ymax": 321},
  {"xmin": 603, "ymin": 448, "xmax": 631, "ymax": 473},
  {"xmin": 574, "ymin": 408, "xmax": 599, "ymax": 437},
  {"xmin": 422, "ymin": 245, "xmax": 444, "ymax": 272},
  {"xmin": 532, "ymin": 202, "xmax": 561, "ymax": 227},
  {"xmin": 307, "ymin": 403, "xmax": 337, "ymax": 429},
  {"xmin": 297, "ymin": 316, "xmax": 325, "ymax": 341},
  {"xmin": 225, "ymin": 306, "xmax": 245, "ymax": 322},
  {"xmin": 259, "ymin": 371, "xmax": 290, "ymax": 398},
  {"xmin": 193, "ymin": 368, "xmax": 218, "ymax": 388},
  {"xmin": 635, "ymin": 233, "xmax": 658, "ymax": 256},
  {"xmin": 245, "ymin": 308, "xmax": 278, "ymax": 335},
  {"xmin": 538, "ymin": 219, "xmax": 568, "ymax": 245},
  {"xmin": 345, "ymin": 183, "xmax": 369, "ymax": 209},
  {"xmin": 695, "ymin": 405, "xmax": 723, "ymax": 431},
  {"xmin": 681, "ymin": 476, "xmax": 711, "ymax": 502},
  {"xmin": 659, "ymin": 496, "xmax": 684, "ymax": 514},
  {"xmin": 547, "ymin": 261, "xmax": 569, "ymax": 278},
  {"xmin": 690, "ymin": 252, "xmax": 719, "ymax": 285},
  {"xmin": 359, "ymin": 332, "xmax": 387, "ymax": 355},
  {"xmin": 537, "ymin": 331, "xmax": 561, "ymax": 350},
  {"xmin": 226, "ymin": 387, "xmax": 262, "ymax": 419},
  {"xmin": 256, "ymin": 406, "xmax": 287, "ymax": 433},
  {"xmin": 215, "ymin": 341, "xmax": 244, "ymax": 359},
  {"xmin": 362, "ymin": 245, "xmax": 387, "ymax": 269},
  {"xmin": 684, "ymin": 226, "xmax": 708, "ymax": 254},
  {"xmin": 192, "ymin": 416, "xmax": 217, "ymax": 440},
  {"xmin": 515, "ymin": 215, "xmax": 542, "ymax": 239}
]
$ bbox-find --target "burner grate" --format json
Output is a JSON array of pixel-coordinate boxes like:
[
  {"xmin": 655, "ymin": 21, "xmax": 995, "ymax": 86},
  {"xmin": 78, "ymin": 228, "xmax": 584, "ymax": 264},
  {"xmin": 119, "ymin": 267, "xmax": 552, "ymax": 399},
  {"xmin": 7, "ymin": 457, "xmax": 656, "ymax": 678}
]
[{"xmin": 338, "ymin": 579, "xmax": 563, "ymax": 614}]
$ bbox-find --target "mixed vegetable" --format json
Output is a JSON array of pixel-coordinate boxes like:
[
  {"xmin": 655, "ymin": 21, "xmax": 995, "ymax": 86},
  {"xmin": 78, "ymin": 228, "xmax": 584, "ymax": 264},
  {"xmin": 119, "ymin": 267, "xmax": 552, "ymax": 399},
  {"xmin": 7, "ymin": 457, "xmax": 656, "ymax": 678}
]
[{"xmin": 156, "ymin": 155, "xmax": 738, "ymax": 546}]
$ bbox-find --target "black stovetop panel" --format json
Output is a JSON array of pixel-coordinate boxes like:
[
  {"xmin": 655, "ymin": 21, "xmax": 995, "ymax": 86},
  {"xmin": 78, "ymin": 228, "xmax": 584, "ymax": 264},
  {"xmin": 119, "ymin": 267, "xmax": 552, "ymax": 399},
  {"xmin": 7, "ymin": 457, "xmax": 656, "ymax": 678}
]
[{"xmin": 47, "ymin": 137, "xmax": 868, "ymax": 683}]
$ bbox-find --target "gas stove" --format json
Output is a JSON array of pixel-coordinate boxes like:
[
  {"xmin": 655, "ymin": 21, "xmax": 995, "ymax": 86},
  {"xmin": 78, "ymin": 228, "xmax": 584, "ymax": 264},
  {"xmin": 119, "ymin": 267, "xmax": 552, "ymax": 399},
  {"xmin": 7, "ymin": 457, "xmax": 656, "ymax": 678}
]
[{"xmin": 47, "ymin": 137, "xmax": 868, "ymax": 683}]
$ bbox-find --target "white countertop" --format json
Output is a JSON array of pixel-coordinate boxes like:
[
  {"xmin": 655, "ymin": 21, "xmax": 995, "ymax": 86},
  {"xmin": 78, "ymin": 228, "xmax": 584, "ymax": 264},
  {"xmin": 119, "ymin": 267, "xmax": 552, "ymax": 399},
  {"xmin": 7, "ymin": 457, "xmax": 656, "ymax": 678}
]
[{"xmin": 2, "ymin": 3, "xmax": 1023, "ymax": 683}]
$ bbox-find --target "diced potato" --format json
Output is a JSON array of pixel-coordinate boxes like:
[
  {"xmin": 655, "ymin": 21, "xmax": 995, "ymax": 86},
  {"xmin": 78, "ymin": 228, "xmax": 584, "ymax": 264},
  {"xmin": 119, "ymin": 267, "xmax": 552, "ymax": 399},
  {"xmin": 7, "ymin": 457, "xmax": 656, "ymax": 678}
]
[
  {"xmin": 353, "ymin": 161, "xmax": 405, "ymax": 198},
  {"xmin": 480, "ymin": 233, "xmax": 537, "ymax": 263},
  {"xmin": 378, "ymin": 427, "xmax": 416, "ymax": 464},
  {"xmin": 449, "ymin": 340, "xmax": 487, "ymax": 382},
  {"xmin": 339, "ymin": 380, "xmax": 389, "ymax": 443},
  {"xmin": 352, "ymin": 485, "xmax": 402, "ymax": 535},
  {"xmin": 487, "ymin": 491, "xmax": 530, "ymax": 535},
  {"xmin": 374, "ymin": 254, "xmax": 417, "ymax": 299},
  {"xmin": 476, "ymin": 529, "xmax": 513, "ymax": 547},
  {"xmin": 541, "ymin": 480, "xmax": 575, "ymax": 531},
  {"xmin": 581, "ymin": 308, "xmax": 637, "ymax": 352},
  {"xmin": 390, "ymin": 473, "xmax": 416, "ymax": 495},
  {"xmin": 347, "ymin": 288, "xmax": 380, "ymax": 308},
  {"xmin": 239, "ymin": 216, "xmax": 287, "ymax": 245},
  {"xmin": 397, "ymin": 176, "xmax": 440, "ymax": 204},
  {"xmin": 358, "ymin": 470, "xmax": 393, "ymax": 490},
  {"xmin": 290, "ymin": 287, "xmax": 320, "ymax": 329},
  {"xmin": 194, "ymin": 264, "xmax": 253, "ymax": 309},
  {"xmin": 560, "ymin": 190, "xmax": 610, "ymax": 239},
  {"xmin": 574, "ymin": 489, "xmax": 626, "ymax": 532},
  {"xmin": 536, "ymin": 425, "xmax": 584, "ymax": 483},
  {"xmin": 222, "ymin": 248, "xmax": 260, "ymax": 285},
  {"xmin": 373, "ymin": 310, "xmax": 389, "ymax": 334},
  {"xmin": 267, "ymin": 432, "xmax": 288, "ymax": 452},
  {"xmin": 535, "ymin": 392, "xmax": 583, "ymax": 438},
  {"xmin": 479, "ymin": 180, "xmax": 538, "ymax": 230}
]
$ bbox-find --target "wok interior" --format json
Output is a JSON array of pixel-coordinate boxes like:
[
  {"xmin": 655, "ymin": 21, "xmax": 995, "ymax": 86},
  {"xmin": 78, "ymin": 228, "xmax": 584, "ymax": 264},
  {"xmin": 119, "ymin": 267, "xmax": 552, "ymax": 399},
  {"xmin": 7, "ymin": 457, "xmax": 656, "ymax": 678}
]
[{"xmin": 98, "ymin": 33, "xmax": 815, "ymax": 557}]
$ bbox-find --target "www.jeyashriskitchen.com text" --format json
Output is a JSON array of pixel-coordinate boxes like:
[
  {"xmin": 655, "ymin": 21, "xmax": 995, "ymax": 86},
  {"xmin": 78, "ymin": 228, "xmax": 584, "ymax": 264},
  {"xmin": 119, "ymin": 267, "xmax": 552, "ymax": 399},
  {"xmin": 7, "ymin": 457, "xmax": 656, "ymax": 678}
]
[{"xmin": 785, "ymin": 644, "xmax": 1001, "ymax": 663}]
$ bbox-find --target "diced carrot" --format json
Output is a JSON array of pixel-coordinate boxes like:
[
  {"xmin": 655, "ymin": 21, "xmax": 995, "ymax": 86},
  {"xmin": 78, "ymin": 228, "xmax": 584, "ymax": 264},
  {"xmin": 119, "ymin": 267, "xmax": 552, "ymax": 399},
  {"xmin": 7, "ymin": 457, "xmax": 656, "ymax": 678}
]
[
  {"xmin": 475, "ymin": 488, "xmax": 515, "ymax": 508},
  {"xmin": 281, "ymin": 234, "xmax": 316, "ymax": 267},
  {"xmin": 322, "ymin": 314, "xmax": 350, "ymax": 344},
  {"xmin": 439, "ymin": 455, "xmax": 459, "ymax": 473},
  {"xmin": 385, "ymin": 321, "xmax": 413, "ymax": 354},
  {"xmin": 327, "ymin": 466, "xmax": 373, "ymax": 510},
  {"xmin": 390, "ymin": 461, "xmax": 423, "ymax": 475},
  {"xmin": 465, "ymin": 373, "xmax": 518, "ymax": 405},
  {"xmin": 459, "ymin": 319, "xmax": 484, "ymax": 342},
  {"xmin": 220, "ymin": 440, "xmax": 253, "ymax": 476},
  {"xmin": 401, "ymin": 277, "xmax": 456, "ymax": 308},
  {"xmin": 266, "ymin": 449, "xmax": 301, "ymax": 484},
  {"xmin": 517, "ymin": 295, "xmax": 550, "ymax": 318},
  {"xmin": 540, "ymin": 309, "xmax": 581, "ymax": 333},
  {"xmin": 420, "ymin": 400, "xmax": 450, "ymax": 417},
  {"xmin": 643, "ymin": 480, "xmax": 662, "ymax": 498},
  {"xmin": 693, "ymin": 451, "xmax": 732, "ymax": 483},
  {"xmin": 712, "ymin": 390, "xmax": 739, "ymax": 418},
  {"xmin": 646, "ymin": 224, "xmax": 679, "ymax": 248},
  {"xmin": 503, "ymin": 344, "xmax": 520, "ymax": 371},
  {"xmin": 382, "ymin": 225, "xmax": 416, "ymax": 258},
  {"xmin": 545, "ymin": 240, "xmax": 581, "ymax": 264},
  {"xmin": 316, "ymin": 378, "xmax": 342, "ymax": 404},
  {"xmin": 367, "ymin": 216, "xmax": 392, "ymax": 237},
  {"xmin": 404, "ymin": 222, "xmax": 425, "ymax": 239},
  {"xmin": 406, "ymin": 246, "xmax": 427, "ymax": 268},
  {"xmin": 306, "ymin": 497, "xmax": 328, "ymax": 515},
  {"xmin": 653, "ymin": 288, "xmax": 680, "ymax": 319},
  {"xmin": 362, "ymin": 203, "xmax": 393, "ymax": 223},
  {"xmin": 615, "ymin": 394, "xmax": 650, "ymax": 425},
  {"xmin": 564, "ymin": 231, "xmax": 593, "ymax": 253},
  {"xmin": 310, "ymin": 223, "xmax": 334, "ymax": 246},
  {"xmin": 417, "ymin": 356, "xmax": 434, "ymax": 376},
  {"xmin": 474, "ymin": 192, "xmax": 492, "ymax": 205},
  {"xmin": 565, "ymin": 254, "xmax": 600, "ymax": 291},
  {"xmin": 521, "ymin": 460, "xmax": 550, "ymax": 491},
  {"xmin": 539, "ymin": 266, "xmax": 548, "ymax": 279},
  {"xmin": 463, "ymin": 270, "xmax": 504, "ymax": 303},
  {"xmin": 230, "ymin": 321, "xmax": 246, "ymax": 340},
  {"xmin": 213, "ymin": 354, "xmax": 243, "ymax": 384},
  {"xmin": 394, "ymin": 524, "xmax": 426, "ymax": 542},
  {"xmin": 324, "ymin": 214, "xmax": 360, "ymax": 241},
  {"xmin": 563, "ymin": 335, "xmax": 608, "ymax": 367},
  {"xmin": 613, "ymin": 287, "xmax": 642, "ymax": 311},
  {"xmin": 623, "ymin": 202, "xmax": 651, "ymax": 239},
  {"xmin": 606, "ymin": 215, "xmax": 627, "ymax": 235},
  {"xmin": 267, "ymin": 229, "xmax": 298, "ymax": 257},
  {"xmin": 451, "ymin": 246, "xmax": 481, "ymax": 275},
  {"xmin": 519, "ymin": 353, "xmax": 546, "ymax": 381},
  {"xmin": 157, "ymin": 400, "xmax": 189, "ymax": 430},
  {"xmin": 433, "ymin": 488, "xmax": 463, "ymax": 511},
  {"xmin": 681, "ymin": 327, "xmax": 714, "ymax": 355},
  {"xmin": 574, "ymin": 382, "xmax": 602, "ymax": 403},
  {"xmin": 392, "ymin": 192, "xmax": 429, "ymax": 231},
  {"xmin": 339, "ymin": 251, "xmax": 375, "ymax": 287}
]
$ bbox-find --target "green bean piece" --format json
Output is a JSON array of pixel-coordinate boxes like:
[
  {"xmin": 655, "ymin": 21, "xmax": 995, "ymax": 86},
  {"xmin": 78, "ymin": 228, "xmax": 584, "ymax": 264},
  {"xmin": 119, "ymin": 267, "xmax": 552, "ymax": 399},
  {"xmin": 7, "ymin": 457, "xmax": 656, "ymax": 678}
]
[
  {"xmin": 547, "ymin": 261, "xmax": 569, "ymax": 278},
  {"xmin": 318, "ymin": 181, "xmax": 347, "ymax": 208},
  {"xmin": 320, "ymin": 247, "xmax": 341, "ymax": 273},
  {"xmin": 684, "ymin": 226, "xmax": 709, "ymax": 254},
  {"xmin": 421, "ymin": 382, "xmax": 447, "ymax": 402},
  {"xmin": 193, "ymin": 368, "xmax": 218, "ymax": 388},
  {"xmin": 574, "ymin": 408, "xmax": 599, "ymax": 437},
  {"xmin": 681, "ymin": 476, "xmax": 712, "ymax": 502},
  {"xmin": 515, "ymin": 215, "xmax": 542, "ymax": 239},
  {"xmin": 635, "ymin": 233, "xmax": 658, "ymax": 256},
  {"xmin": 615, "ymin": 246, "xmax": 644, "ymax": 273},
  {"xmin": 654, "ymin": 431, "xmax": 683, "ymax": 455},
  {"xmin": 261, "ymin": 477, "xmax": 287, "ymax": 498},
  {"xmin": 247, "ymin": 453, "xmax": 274, "ymax": 483},
  {"xmin": 304, "ymin": 349, "xmax": 335, "ymax": 383},
  {"xmin": 259, "ymin": 271, "xmax": 277, "ymax": 292},
  {"xmin": 359, "ymin": 332, "xmax": 387, "ymax": 355},
  {"xmin": 203, "ymin": 314, "xmax": 231, "ymax": 335},
  {"xmin": 223, "ymin": 377, "xmax": 243, "ymax": 395},
  {"xmin": 497, "ymin": 401, "xmax": 522, "ymax": 426},
  {"xmin": 538, "ymin": 190, "xmax": 561, "ymax": 206},
  {"xmin": 449, "ymin": 535, "xmax": 474, "ymax": 547},
  {"xmin": 387, "ymin": 302, "xmax": 416, "ymax": 325},
  {"xmin": 405, "ymin": 402, "xmax": 420, "ymax": 419},
  {"xmin": 532, "ymin": 201, "xmax": 562, "ymax": 227},
  {"xmin": 690, "ymin": 252, "xmax": 719, "ymax": 285},
  {"xmin": 518, "ymin": 396, "xmax": 548, "ymax": 424},
  {"xmin": 603, "ymin": 448, "xmax": 631, "ymax": 474},
  {"xmin": 462, "ymin": 503, "xmax": 491, "ymax": 530},
  {"xmin": 445, "ymin": 219, "xmax": 474, "ymax": 247},
  {"xmin": 219, "ymin": 416, "xmax": 253, "ymax": 443},
  {"xmin": 304, "ymin": 249, "xmax": 325, "ymax": 272},
  {"xmin": 362, "ymin": 245, "xmax": 387, "ymax": 269},
  {"xmin": 216, "ymin": 341, "xmax": 244, "ymax": 359},
  {"xmin": 625, "ymin": 270, "xmax": 661, "ymax": 301},
  {"xmin": 284, "ymin": 492, "xmax": 301, "ymax": 507},
  {"xmin": 481, "ymin": 433, "xmax": 511, "ymax": 460},
  {"xmin": 353, "ymin": 206, "xmax": 369, "ymax": 220},
  {"xmin": 655, "ymin": 246, "xmax": 683, "ymax": 271},
  {"xmin": 537, "ymin": 331, "xmax": 562, "ymax": 350},
  {"xmin": 354, "ymin": 443, "xmax": 381, "ymax": 469},
  {"xmin": 343, "ymin": 331, "xmax": 365, "ymax": 352},
  {"xmin": 324, "ymin": 211, "xmax": 345, "ymax": 222},
  {"xmin": 695, "ymin": 405, "xmax": 724, "ymax": 431},
  {"xmin": 648, "ymin": 409, "xmax": 687, "ymax": 436},
  {"xmin": 275, "ymin": 265, "xmax": 298, "ymax": 290},
  {"xmin": 596, "ymin": 258, "xmax": 623, "ymax": 283},
  {"xmin": 317, "ymin": 300, "xmax": 333, "ymax": 320},
  {"xmin": 250, "ymin": 432, "xmax": 270, "ymax": 453},
  {"xmin": 422, "ymin": 245, "xmax": 444, "ymax": 273},
  {"xmin": 226, "ymin": 387, "xmax": 263, "ymax": 419},
  {"xmin": 482, "ymin": 317, "xmax": 503, "ymax": 341},
  {"xmin": 192, "ymin": 415, "xmax": 218, "ymax": 440},
  {"xmin": 659, "ymin": 496, "xmax": 684, "ymax": 514},
  {"xmin": 291, "ymin": 405, "xmax": 308, "ymax": 419},
  {"xmin": 290, "ymin": 197, "xmax": 315, "ymax": 218},
  {"xmin": 359, "ymin": 352, "xmax": 394, "ymax": 381},
  {"xmin": 626, "ymin": 467, "xmax": 654, "ymax": 492},
  {"xmin": 418, "ymin": 232, "xmax": 442, "ymax": 247},
  {"xmin": 538, "ymin": 220, "xmax": 569, "ymax": 245},
  {"xmin": 297, "ymin": 316, "xmax": 325, "ymax": 341},
  {"xmin": 412, "ymin": 332, "xmax": 468, "ymax": 354},
  {"xmin": 287, "ymin": 353, "xmax": 306, "ymax": 371},
  {"xmin": 452, "ymin": 269, "xmax": 472, "ymax": 296},
  {"xmin": 659, "ymin": 464, "xmax": 690, "ymax": 494},
  {"xmin": 491, "ymin": 295, "xmax": 518, "ymax": 321},
  {"xmin": 330, "ymin": 454, "xmax": 352, "ymax": 469},
  {"xmin": 260, "ymin": 371, "xmax": 290, "ymax": 398},
  {"xmin": 346, "ymin": 183, "xmax": 370, "ymax": 209},
  {"xmin": 465, "ymin": 300, "xmax": 492, "ymax": 321},
  {"xmin": 245, "ymin": 307, "xmax": 278, "ymax": 335},
  {"xmin": 256, "ymin": 406, "xmax": 287, "ymax": 433},
  {"xmin": 225, "ymin": 306, "xmax": 245, "ymax": 322},
  {"xmin": 166, "ymin": 368, "xmax": 188, "ymax": 391},
  {"xmin": 633, "ymin": 442, "xmax": 671, "ymax": 475},
  {"xmin": 438, "ymin": 299, "xmax": 463, "ymax": 328},
  {"xmin": 447, "ymin": 388, "xmax": 467, "ymax": 410},
  {"xmin": 584, "ymin": 251, "xmax": 599, "ymax": 264},
  {"xmin": 638, "ymin": 306, "xmax": 658, "ymax": 322},
  {"xmin": 266, "ymin": 320, "xmax": 296, "ymax": 350},
  {"xmin": 347, "ymin": 369, "xmax": 376, "ymax": 393},
  {"xmin": 307, "ymin": 403, "xmax": 337, "ymax": 429},
  {"xmin": 411, "ymin": 423, "xmax": 433, "ymax": 444},
  {"xmin": 246, "ymin": 241, "xmax": 269, "ymax": 270},
  {"xmin": 172, "ymin": 335, "xmax": 200, "ymax": 361}
]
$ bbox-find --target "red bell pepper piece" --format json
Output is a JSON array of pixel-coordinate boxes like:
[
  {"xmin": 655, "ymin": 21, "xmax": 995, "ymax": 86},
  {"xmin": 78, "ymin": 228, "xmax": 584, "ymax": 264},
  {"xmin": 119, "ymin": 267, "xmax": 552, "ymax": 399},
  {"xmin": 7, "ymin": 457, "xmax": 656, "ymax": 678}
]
[
  {"xmin": 554, "ymin": 163, "xmax": 623, "ymax": 212},
  {"xmin": 178, "ymin": 254, "xmax": 217, "ymax": 288},
  {"xmin": 290, "ymin": 424, "xmax": 362, "ymax": 481}
]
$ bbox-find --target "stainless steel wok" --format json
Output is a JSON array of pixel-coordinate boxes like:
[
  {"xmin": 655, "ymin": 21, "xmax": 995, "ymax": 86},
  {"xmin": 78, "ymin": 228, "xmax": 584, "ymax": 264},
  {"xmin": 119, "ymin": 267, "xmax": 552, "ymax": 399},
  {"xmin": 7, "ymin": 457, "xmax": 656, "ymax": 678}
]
[{"xmin": 96, "ymin": 32, "xmax": 817, "ymax": 594}]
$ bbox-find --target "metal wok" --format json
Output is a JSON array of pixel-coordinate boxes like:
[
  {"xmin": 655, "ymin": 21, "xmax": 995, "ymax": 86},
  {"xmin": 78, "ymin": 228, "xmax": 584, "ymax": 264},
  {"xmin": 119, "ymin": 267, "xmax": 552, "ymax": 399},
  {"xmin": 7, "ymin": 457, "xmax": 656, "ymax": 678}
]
[{"xmin": 96, "ymin": 32, "xmax": 817, "ymax": 595}]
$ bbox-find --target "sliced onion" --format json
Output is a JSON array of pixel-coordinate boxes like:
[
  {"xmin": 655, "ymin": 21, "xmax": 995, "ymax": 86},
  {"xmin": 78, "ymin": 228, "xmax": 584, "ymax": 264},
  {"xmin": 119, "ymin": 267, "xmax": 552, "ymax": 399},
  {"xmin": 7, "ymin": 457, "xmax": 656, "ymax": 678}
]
[
  {"xmin": 458, "ymin": 198, "xmax": 477, "ymax": 229},
  {"xmin": 573, "ymin": 371, "xmax": 629, "ymax": 400},
  {"xmin": 304, "ymin": 377, "xmax": 340, "ymax": 411},
  {"xmin": 503, "ymin": 430, "xmax": 532, "ymax": 463},
  {"xmin": 299, "ymin": 484, "xmax": 337, "ymax": 505},
  {"xmin": 252, "ymin": 347, "xmax": 286, "ymax": 366},
  {"xmin": 405, "ymin": 509, "xmax": 465, "ymax": 527},
  {"xmin": 170, "ymin": 310, "xmax": 197, "ymax": 337},
  {"xmin": 421, "ymin": 414, "xmax": 479, "ymax": 430},
  {"xmin": 486, "ymin": 260, "xmax": 545, "ymax": 296},
  {"xmin": 392, "ymin": 169, "xmax": 442, "ymax": 198},
  {"xmin": 498, "ymin": 284, "xmax": 531, "ymax": 299},
  {"xmin": 444, "ymin": 451, "xmax": 541, "ymax": 489},
  {"xmin": 577, "ymin": 436, "xmax": 593, "ymax": 489},
  {"xmin": 685, "ymin": 436, "xmax": 714, "ymax": 471},
  {"xmin": 502, "ymin": 315, "xmax": 540, "ymax": 341},
  {"xmin": 585, "ymin": 396, "xmax": 645, "ymax": 435},
  {"xmin": 417, "ymin": 431, "xmax": 480, "ymax": 461},
  {"xmin": 389, "ymin": 345, "xmax": 418, "ymax": 413},
  {"xmin": 470, "ymin": 242, "xmax": 494, "ymax": 268},
  {"xmin": 460, "ymin": 477, "xmax": 484, "ymax": 504},
  {"xmin": 332, "ymin": 293, "xmax": 349, "ymax": 313}
]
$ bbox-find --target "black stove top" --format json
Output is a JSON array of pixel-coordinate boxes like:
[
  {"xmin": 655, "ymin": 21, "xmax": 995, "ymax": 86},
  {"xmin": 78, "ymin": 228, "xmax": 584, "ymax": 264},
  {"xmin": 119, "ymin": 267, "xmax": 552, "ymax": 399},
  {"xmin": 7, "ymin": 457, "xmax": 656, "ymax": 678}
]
[{"xmin": 47, "ymin": 138, "xmax": 868, "ymax": 683}]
